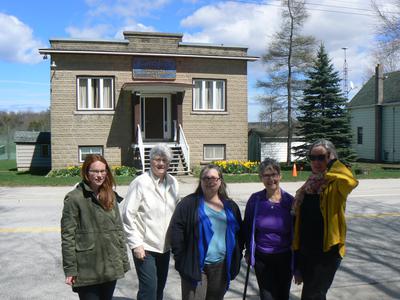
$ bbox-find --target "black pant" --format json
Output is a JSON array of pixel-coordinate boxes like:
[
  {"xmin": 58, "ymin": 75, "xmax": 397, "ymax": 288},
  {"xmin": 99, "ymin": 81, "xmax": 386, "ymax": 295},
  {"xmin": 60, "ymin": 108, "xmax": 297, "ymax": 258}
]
[
  {"xmin": 254, "ymin": 251, "xmax": 292, "ymax": 300},
  {"xmin": 75, "ymin": 280, "xmax": 117, "ymax": 300},
  {"xmin": 298, "ymin": 250, "xmax": 342, "ymax": 300}
]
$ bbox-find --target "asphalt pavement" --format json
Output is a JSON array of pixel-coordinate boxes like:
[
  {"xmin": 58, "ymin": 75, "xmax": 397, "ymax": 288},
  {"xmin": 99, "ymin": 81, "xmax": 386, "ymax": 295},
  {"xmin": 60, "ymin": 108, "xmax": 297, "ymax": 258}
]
[{"xmin": 0, "ymin": 177, "xmax": 399, "ymax": 299}]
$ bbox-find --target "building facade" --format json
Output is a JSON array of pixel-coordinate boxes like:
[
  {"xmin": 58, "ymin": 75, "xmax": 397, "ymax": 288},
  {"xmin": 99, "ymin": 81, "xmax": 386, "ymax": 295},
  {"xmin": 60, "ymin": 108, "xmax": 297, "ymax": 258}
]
[
  {"xmin": 349, "ymin": 64, "xmax": 400, "ymax": 162},
  {"xmin": 39, "ymin": 32, "xmax": 257, "ymax": 171}
]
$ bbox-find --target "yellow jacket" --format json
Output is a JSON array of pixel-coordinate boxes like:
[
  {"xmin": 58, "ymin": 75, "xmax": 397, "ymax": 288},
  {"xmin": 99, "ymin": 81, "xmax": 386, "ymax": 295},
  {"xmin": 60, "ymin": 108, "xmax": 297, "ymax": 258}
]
[{"xmin": 293, "ymin": 160, "xmax": 358, "ymax": 257}]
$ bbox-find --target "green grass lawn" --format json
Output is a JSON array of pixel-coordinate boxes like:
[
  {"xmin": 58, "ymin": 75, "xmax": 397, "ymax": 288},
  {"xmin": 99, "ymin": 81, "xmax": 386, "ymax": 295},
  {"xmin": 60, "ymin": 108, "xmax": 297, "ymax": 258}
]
[
  {"xmin": 0, "ymin": 160, "xmax": 399, "ymax": 186},
  {"xmin": 0, "ymin": 160, "xmax": 134, "ymax": 186}
]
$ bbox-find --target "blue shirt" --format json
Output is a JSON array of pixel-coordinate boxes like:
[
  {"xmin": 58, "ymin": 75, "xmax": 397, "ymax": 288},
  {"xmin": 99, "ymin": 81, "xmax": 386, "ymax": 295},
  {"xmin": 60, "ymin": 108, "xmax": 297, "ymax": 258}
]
[{"xmin": 204, "ymin": 203, "xmax": 227, "ymax": 264}]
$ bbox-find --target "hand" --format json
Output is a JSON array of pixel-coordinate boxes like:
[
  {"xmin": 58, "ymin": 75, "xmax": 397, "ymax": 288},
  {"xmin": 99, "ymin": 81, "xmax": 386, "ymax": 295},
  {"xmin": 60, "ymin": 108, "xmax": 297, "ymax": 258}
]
[
  {"xmin": 65, "ymin": 276, "xmax": 76, "ymax": 286},
  {"xmin": 133, "ymin": 245, "xmax": 146, "ymax": 260}
]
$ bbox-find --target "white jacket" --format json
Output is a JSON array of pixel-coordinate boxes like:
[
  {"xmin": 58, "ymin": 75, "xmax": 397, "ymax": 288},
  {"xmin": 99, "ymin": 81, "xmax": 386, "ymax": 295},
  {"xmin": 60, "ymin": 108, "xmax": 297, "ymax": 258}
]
[{"xmin": 122, "ymin": 171, "xmax": 180, "ymax": 253}]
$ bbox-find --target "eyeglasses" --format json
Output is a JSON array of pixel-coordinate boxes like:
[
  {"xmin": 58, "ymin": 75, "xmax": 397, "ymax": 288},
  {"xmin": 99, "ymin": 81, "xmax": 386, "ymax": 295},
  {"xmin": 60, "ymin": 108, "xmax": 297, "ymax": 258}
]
[
  {"xmin": 201, "ymin": 177, "xmax": 221, "ymax": 183},
  {"xmin": 88, "ymin": 169, "xmax": 107, "ymax": 175},
  {"xmin": 153, "ymin": 158, "xmax": 169, "ymax": 164},
  {"xmin": 308, "ymin": 154, "xmax": 327, "ymax": 162},
  {"xmin": 262, "ymin": 173, "xmax": 279, "ymax": 179}
]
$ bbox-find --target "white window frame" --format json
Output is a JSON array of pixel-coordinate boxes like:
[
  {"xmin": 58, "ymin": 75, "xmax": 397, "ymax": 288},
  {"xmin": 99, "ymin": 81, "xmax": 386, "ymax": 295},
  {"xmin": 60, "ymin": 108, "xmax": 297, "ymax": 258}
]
[
  {"xmin": 203, "ymin": 144, "xmax": 226, "ymax": 161},
  {"xmin": 77, "ymin": 77, "xmax": 114, "ymax": 110},
  {"xmin": 193, "ymin": 79, "xmax": 226, "ymax": 111},
  {"xmin": 78, "ymin": 146, "xmax": 103, "ymax": 162}
]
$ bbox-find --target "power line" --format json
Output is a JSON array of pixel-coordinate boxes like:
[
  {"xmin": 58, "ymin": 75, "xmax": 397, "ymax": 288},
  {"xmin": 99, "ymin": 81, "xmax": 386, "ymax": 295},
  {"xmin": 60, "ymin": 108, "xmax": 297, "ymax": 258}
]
[{"xmin": 228, "ymin": 0, "xmax": 388, "ymax": 17}]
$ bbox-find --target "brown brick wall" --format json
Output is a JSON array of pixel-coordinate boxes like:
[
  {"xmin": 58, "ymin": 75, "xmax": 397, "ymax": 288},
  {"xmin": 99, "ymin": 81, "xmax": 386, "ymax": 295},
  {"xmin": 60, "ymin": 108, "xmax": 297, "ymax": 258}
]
[
  {"xmin": 51, "ymin": 54, "xmax": 134, "ymax": 168},
  {"xmin": 50, "ymin": 53, "xmax": 249, "ymax": 170},
  {"xmin": 177, "ymin": 58, "xmax": 248, "ymax": 167}
]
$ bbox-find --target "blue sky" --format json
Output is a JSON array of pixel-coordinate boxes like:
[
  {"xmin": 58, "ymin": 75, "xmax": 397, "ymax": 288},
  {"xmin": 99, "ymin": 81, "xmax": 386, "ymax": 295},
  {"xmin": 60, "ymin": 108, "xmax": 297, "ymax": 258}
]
[{"xmin": 0, "ymin": 0, "xmax": 387, "ymax": 121}]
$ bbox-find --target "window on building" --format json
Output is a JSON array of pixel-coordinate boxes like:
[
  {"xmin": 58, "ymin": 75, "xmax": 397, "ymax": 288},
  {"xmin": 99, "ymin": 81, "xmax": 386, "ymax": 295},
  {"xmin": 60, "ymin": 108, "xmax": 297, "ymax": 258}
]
[
  {"xmin": 77, "ymin": 77, "xmax": 114, "ymax": 110},
  {"xmin": 79, "ymin": 146, "xmax": 103, "ymax": 162},
  {"xmin": 357, "ymin": 127, "xmax": 363, "ymax": 145},
  {"xmin": 40, "ymin": 144, "xmax": 50, "ymax": 158},
  {"xmin": 203, "ymin": 144, "xmax": 226, "ymax": 161},
  {"xmin": 193, "ymin": 79, "xmax": 225, "ymax": 111}
]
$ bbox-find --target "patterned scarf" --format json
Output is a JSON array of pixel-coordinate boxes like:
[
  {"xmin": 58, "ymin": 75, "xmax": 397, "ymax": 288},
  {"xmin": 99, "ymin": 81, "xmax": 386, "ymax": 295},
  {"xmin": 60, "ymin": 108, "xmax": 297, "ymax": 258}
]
[{"xmin": 291, "ymin": 172, "xmax": 327, "ymax": 215}]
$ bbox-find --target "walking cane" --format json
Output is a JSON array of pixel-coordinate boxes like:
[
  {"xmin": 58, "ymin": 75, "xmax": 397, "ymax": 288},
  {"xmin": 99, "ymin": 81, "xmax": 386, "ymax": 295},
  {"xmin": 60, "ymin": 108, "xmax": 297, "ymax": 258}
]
[{"xmin": 242, "ymin": 262, "xmax": 251, "ymax": 300}]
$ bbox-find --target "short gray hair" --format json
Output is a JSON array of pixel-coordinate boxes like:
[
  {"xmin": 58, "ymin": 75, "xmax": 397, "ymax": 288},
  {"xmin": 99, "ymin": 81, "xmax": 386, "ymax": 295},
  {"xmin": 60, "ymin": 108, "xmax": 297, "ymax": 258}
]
[
  {"xmin": 258, "ymin": 158, "xmax": 281, "ymax": 178},
  {"xmin": 309, "ymin": 139, "xmax": 338, "ymax": 159},
  {"xmin": 149, "ymin": 143, "xmax": 173, "ymax": 163}
]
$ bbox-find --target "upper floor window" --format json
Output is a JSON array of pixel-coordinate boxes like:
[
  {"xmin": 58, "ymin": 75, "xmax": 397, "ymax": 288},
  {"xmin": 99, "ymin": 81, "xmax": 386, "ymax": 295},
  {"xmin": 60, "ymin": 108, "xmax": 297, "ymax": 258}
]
[
  {"xmin": 77, "ymin": 77, "xmax": 114, "ymax": 110},
  {"xmin": 193, "ymin": 79, "xmax": 225, "ymax": 111}
]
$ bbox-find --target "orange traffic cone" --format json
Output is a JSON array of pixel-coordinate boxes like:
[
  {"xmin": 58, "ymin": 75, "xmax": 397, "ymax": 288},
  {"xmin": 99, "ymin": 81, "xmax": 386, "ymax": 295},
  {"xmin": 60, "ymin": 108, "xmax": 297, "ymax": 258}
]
[{"xmin": 292, "ymin": 163, "xmax": 298, "ymax": 177}]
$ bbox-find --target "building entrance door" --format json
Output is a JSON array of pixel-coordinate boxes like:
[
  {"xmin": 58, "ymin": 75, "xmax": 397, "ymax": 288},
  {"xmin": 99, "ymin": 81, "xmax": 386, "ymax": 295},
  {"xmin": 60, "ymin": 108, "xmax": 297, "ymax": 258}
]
[{"xmin": 141, "ymin": 95, "xmax": 171, "ymax": 140}]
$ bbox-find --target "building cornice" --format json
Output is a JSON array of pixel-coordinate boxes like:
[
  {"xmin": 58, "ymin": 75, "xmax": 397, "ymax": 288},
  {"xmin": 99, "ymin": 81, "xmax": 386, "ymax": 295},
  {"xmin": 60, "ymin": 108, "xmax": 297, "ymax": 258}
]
[{"xmin": 38, "ymin": 49, "xmax": 259, "ymax": 61}]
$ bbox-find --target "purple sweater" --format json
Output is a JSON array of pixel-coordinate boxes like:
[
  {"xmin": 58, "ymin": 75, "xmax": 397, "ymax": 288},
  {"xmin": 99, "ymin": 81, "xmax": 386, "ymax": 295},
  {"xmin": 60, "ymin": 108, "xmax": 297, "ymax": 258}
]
[{"xmin": 244, "ymin": 189, "xmax": 294, "ymax": 266}]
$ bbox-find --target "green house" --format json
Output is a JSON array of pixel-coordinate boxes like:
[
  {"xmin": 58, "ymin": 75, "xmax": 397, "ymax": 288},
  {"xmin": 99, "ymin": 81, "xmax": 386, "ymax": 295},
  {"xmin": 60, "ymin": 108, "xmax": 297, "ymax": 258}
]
[{"xmin": 349, "ymin": 64, "xmax": 400, "ymax": 162}]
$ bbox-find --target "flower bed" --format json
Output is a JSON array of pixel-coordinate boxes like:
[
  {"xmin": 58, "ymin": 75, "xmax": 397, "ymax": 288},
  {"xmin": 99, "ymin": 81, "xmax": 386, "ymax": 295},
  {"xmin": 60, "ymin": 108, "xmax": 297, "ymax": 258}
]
[
  {"xmin": 47, "ymin": 165, "xmax": 137, "ymax": 177},
  {"xmin": 213, "ymin": 160, "xmax": 259, "ymax": 174}
]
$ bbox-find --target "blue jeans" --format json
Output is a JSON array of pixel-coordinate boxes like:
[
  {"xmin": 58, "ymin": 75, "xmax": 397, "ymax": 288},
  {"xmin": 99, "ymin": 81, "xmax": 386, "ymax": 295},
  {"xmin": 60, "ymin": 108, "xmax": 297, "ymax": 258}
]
[
  {"xmin": 74, "ymin": 280, "xmax": 116, "ymax": 300},
  {"xmin": 133, "ymin": 250, "xmax": 170, "ymax": 300}
]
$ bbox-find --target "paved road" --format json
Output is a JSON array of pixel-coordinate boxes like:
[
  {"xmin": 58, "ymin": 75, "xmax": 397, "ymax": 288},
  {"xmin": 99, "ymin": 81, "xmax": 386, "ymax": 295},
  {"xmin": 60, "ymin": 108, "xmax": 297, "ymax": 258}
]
[{"xmin": 0, "ymin": 178, "xmax": 399, "ymax": 299}]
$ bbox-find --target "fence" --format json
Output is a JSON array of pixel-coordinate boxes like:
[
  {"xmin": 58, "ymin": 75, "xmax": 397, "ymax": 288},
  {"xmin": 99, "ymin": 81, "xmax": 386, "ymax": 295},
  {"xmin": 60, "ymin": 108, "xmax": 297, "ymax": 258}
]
[{"xmin": 0, "ymin": 136, "xmax": 16, "ymax": 160}]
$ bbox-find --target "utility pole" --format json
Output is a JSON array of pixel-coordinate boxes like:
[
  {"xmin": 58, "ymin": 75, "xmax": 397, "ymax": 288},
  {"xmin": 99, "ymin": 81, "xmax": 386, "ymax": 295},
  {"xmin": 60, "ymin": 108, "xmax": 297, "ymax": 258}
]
[{"xmin": 342, "ymin": 47, "xmax": 349, "ymax": 100}]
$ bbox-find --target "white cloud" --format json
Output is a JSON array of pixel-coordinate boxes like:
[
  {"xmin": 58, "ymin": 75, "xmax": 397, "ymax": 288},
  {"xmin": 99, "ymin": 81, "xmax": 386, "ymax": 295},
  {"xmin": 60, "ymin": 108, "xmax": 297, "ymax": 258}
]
[
  {"xmin": 180, "ymin": 0, "xmax": 380, "ymax": 110},
  {"xmin": 181, "ymin": 2, "xmax": 281, "ymax": 53},
  {"xmin": 67, "ymin": 0, "xmax": 168, "ymax": 40},
  {"xmin": 85, "ymin": 0, "xmax": 170, "ymax": 18},
  {"xmin": 303, "ymin": 0, "xmax": 377, "ymax": 90},
  {"xmin": 114, "ymin": 22, "xmax": 156, "ymax": 39},
  {"xmin": 0, "ymin": 13, "xmax": 44, "ymax": 64},
  {"xmin": 65, "ymin": 24, "xmax": 112, "ymax": 39}
]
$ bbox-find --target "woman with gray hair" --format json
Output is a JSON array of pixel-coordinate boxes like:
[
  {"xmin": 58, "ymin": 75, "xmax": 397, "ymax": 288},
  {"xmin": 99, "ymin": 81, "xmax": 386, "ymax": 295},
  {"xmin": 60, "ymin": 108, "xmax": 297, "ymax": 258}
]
[
  {"xmin": 243, "ymin": 158, "xmax": 294, "ymax": 300},
  {"xmin": 292, "ymin": 139, "xmax": 358, "ymax": 300},
  {"xmin": 123, "ymin": 143, "xmax": 179, "ymax": 300}
]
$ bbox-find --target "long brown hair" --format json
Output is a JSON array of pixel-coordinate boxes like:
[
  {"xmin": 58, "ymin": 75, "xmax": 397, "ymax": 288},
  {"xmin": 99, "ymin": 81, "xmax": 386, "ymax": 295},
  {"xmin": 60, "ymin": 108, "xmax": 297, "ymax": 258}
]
[
  {"xmin": 195, "ymin": 164, "xmax": 229, "ymax": 200},
  {"xmin": 81, "ymin": 154, "xmax": 116, "ymax": 211}
]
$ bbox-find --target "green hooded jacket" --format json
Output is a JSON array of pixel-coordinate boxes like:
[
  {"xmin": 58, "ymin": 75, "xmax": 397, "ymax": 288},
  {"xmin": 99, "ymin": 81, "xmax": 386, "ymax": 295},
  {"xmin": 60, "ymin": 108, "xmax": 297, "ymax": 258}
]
[{"xmin": 61, "ymin": 182, "xmax": 130, "ymax": 288}]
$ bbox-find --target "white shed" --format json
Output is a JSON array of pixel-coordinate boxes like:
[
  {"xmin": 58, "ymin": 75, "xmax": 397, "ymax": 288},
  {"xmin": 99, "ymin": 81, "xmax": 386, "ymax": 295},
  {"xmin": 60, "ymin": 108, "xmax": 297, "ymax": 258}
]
[{"xmin": 14, "ymin": 131, "xmax": 51, "ymax": 171}]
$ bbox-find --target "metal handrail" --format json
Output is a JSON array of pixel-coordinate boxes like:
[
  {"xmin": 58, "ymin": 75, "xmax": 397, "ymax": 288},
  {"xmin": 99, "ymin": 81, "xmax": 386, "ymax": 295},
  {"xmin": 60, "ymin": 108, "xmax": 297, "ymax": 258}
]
[
  {"xmin": 173, "ymin": 120, "xmax": 177, "ymax": 143},
  {"xmin": 136, "ymin": 124, "xmax": 145, "ymax": 173},
  {"xmin": 178, "ymin": 124, "xmax": 190, "ymax": 169}
]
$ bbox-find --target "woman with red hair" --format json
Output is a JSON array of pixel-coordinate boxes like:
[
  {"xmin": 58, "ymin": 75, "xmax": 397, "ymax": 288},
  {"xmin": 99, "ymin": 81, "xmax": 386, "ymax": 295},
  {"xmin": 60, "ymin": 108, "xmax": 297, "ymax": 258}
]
[{"xmin": 61, "ymin": 154, "xmax": 130, "ymax": 300}]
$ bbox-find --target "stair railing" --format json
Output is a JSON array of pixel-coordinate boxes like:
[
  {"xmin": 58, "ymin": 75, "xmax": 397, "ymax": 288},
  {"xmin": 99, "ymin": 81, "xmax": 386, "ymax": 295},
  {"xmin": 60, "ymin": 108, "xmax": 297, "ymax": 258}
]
[
  {"xmin": 173, "ymin": 120, "xmax": 177, "ymax": 143},
  {"xmin": 136, "ymin": 124, "xmax": 145, "ymax": 173},
  {"xmin": 178, "ymin": 124, "xmax": 190, "ymax": 170}
]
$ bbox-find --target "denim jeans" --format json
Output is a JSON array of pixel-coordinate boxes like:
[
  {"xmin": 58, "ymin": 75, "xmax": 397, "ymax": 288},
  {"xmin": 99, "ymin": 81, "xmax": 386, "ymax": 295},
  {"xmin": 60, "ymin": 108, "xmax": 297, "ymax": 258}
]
[
  {"xmin": 133, "ymin": 250, "xmax": 170, "ymax": 300},
  {"xmin": 74, "ymin": 280, "xmax": 116, "ymax": 300}
]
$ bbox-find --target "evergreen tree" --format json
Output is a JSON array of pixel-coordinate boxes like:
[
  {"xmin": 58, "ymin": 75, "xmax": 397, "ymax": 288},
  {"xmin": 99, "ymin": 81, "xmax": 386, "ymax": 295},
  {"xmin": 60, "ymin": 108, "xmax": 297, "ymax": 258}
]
[{"xmin": 294, "ymin": 44, "xmax": 356, "ymax": 163}]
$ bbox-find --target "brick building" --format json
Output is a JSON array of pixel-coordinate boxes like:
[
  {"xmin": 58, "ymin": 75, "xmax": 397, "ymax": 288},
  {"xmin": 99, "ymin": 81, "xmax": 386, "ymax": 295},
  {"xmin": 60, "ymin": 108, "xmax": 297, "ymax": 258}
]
[{"xmin": 39, "ymin": 31, "xmax": 257, "ymax": 172}]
